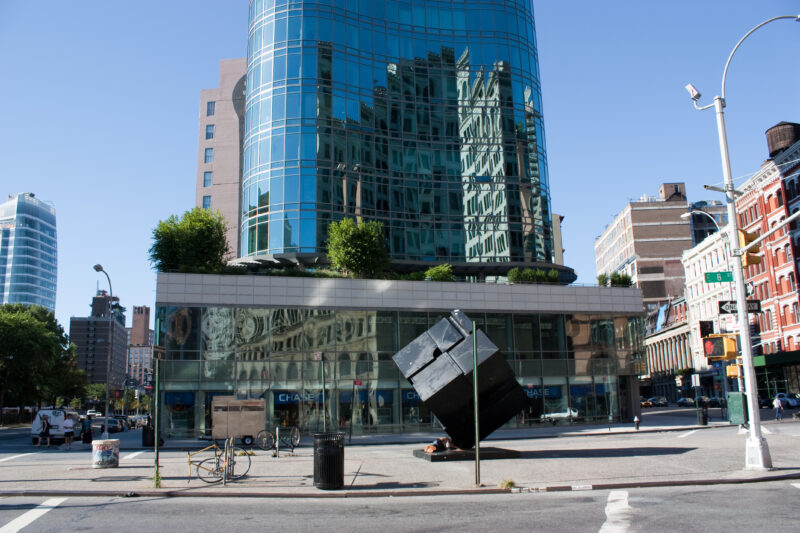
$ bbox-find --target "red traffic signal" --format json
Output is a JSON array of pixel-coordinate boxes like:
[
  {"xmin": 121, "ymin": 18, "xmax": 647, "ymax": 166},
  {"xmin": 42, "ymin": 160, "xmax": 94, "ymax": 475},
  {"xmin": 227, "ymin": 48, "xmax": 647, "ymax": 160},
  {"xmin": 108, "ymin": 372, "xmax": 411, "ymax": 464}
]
[{"xmin": 703, "ymin": 335, "xmax": 737, "ymax": 360}]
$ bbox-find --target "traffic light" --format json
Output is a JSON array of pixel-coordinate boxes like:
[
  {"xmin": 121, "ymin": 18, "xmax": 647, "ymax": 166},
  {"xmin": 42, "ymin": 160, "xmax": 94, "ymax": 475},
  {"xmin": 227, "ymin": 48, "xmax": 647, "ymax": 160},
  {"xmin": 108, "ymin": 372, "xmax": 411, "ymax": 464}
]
[
  {"xmin": 699, "ymin": 320, "xmax": 714, "ymax": 338},
  {"xmin": 703, "ymin": 334, "xmax": 738, "ymax": 360},
  {"xmin": 726, "ymin": 364, "xmax": 741, "ymax": 378},
  {"xmin": 738, "ymin": 230, "xmax": 761, "ymax": 268}
]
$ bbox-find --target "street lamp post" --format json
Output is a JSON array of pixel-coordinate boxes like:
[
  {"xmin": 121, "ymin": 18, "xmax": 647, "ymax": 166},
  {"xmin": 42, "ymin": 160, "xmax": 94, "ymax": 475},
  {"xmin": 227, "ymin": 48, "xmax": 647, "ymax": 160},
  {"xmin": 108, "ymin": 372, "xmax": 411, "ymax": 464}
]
[
  {"xmin": 93, "ymin": 263, "xmax": 113, "ymax": 440},
  {"xmin": 681, "ymin": 210, "xmax": 741, "ymax": 398},
  {"xmin": 686, "ymin": 14, "xmax": 799, "ymax": 470}
]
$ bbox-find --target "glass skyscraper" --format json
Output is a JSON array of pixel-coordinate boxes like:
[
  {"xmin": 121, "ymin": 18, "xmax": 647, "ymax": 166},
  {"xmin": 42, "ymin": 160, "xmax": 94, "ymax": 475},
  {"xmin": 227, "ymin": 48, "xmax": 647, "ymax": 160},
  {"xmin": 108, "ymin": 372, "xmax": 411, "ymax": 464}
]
[
  {"xmin": 0, "ymin": 192, "xmax": 58, "ymax": 310},
  {"xmin": 242, "ymin": 0, "xmax": 554, "ymax": 268}
]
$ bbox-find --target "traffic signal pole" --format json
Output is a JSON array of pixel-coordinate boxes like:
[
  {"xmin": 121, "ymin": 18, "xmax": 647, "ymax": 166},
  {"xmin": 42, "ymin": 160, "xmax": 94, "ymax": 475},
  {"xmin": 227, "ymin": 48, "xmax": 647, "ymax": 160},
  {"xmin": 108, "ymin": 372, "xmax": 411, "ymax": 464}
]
[{"xmin": 714, "ymin": 95, "xmax": 771, "ymax": 470}]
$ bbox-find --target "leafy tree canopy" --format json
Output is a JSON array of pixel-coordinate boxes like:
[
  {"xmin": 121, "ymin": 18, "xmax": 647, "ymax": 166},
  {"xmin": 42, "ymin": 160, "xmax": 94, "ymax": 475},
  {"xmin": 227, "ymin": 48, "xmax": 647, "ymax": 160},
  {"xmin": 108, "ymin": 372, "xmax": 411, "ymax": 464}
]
[
  {"xmin": 326, "ymin": 218, "xmax": 389, "ymax": 278},
  {"xmin": 0, "ymin": 304, "xmax": 86, "ymax": 415},
  {"xmin": 425, "ymin": 263, "xmax": 455, "ymax": 282},
  {"xmin": 149, "ymin": 207, "xmax": 230, "ymax": 273}
]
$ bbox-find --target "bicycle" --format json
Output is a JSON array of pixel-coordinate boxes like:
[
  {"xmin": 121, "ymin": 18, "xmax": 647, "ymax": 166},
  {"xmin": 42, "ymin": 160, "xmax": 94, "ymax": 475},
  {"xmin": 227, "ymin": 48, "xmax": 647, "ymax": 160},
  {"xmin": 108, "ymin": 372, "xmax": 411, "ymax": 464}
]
[
  {"xmin": 256, "ymin": 426, "xmax": 300, "ymax": 453},
  {"xmin": 187, "ymin": 437, "xmax": 252, "ymax": 484}
]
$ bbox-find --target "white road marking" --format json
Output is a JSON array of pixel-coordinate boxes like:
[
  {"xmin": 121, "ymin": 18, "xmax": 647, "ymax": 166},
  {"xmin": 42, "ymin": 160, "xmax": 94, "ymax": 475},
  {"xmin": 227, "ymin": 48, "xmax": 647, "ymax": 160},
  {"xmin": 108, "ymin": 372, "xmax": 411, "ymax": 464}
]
[
  {"xmin": 599, "ymin": 490, "xmax": 632, "ymax": 533},
  {"xmin": 0, "ymin": 453, "xmax": 33, "ymax": 463},
  {"xmin": 678, "ymin": 430, "xmax": 698, "ymax": 439},
  {"xmin": 123, "ymin": 451, "xmax": 144, "ymax": 460},
  {"xmin": 760, "ymin": 426, "xmax": 772, "ymax": 435},
  {"xmin": 0, "ymin": 497, "xmax": 67, "ymax": 533}
]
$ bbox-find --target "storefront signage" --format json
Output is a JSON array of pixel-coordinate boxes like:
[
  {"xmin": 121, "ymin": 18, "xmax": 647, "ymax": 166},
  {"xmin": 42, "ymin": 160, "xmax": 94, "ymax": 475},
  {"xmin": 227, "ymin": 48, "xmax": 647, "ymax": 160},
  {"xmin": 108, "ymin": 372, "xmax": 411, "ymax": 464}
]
[
  {"xmin": 273, "ymin": 391, "xmax": 327, "ymax": 405},
  {"xmin": 522, "ymin": 386, "xmax": 562, "ymax": 399}
]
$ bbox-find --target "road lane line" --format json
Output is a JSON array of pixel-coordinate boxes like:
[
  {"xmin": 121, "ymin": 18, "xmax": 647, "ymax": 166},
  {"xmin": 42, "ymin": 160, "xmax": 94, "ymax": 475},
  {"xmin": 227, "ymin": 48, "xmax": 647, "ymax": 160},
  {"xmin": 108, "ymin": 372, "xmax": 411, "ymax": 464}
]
[
  {"xmin": 792, "ymin": 483, "xmax": 800, "ymax": 490},
  {"xmin": 678, "ymin": 430, "xmax": 698, "ymax": 439},
  {"xmin": 0, "ymin": 453, "xmax": 34, "ymax": 463},
  {"xmin": 760, "ymin": 426, "xmax": 772, "ymax": 435},
  {"xmin": 0, "ymin": 497, "xmax": 67, "ymax": 533},
  {"xmin": 123, "ymin": 451, "xmax": 144, "ymax": 460},
  {"xmin": 599, "ymin": 490, "xmax": 632, "ymax": 533}
]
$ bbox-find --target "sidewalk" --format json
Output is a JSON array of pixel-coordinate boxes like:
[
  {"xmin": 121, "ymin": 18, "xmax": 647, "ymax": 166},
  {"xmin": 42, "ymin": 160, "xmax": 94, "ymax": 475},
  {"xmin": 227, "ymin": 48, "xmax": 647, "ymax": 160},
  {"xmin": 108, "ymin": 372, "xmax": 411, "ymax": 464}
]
[{"xmin": 2, "ymin": 417, "xmax": 799, "ymax": 498}]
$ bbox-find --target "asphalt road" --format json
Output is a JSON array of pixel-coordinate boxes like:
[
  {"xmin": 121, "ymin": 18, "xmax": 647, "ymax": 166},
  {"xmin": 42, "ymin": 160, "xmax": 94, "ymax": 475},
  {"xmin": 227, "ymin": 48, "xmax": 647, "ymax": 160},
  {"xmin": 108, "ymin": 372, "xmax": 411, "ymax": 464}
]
[{"xmin": 0, "ymin": 482, "xmax": 798, "ymax": 533}]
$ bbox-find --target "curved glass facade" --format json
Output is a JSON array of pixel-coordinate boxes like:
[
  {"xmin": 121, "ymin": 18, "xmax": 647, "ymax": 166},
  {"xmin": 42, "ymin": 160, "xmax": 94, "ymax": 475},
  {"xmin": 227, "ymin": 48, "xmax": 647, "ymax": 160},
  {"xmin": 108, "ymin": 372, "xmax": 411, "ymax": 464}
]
[
  {"xmin": 242, "ymin": 0, "xmax": 553, "ymax": 265},
  {"xmin": 0, "ymin": 193, "xmax": 57, "ymax": 310}
]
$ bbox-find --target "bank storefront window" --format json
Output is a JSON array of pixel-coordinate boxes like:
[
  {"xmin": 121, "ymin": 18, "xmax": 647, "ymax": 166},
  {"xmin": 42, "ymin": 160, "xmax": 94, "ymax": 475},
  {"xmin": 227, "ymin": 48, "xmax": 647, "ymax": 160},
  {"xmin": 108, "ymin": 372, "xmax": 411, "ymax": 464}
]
[{"xmin": 156, "ymin": 306, "xmax": 643, "ymax": 438}]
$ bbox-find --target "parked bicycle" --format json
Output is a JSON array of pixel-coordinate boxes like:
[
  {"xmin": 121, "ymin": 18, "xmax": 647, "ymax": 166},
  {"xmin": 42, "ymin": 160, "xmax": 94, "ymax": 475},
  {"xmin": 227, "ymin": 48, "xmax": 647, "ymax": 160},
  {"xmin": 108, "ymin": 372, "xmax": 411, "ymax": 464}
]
[
  {"xmin": 187, "ymin": 437, "xmax": 251, "ymax": 484},
  {"xmin": 256, "ymin": 426, "xmax": 301, "ymax": 453}
]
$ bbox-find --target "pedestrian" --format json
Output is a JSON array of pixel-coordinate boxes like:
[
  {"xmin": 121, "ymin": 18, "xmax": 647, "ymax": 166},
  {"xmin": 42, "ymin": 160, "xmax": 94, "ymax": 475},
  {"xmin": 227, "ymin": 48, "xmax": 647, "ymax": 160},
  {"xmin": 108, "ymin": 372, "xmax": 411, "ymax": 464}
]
[
  {"xmin": 37, "ymin": 414, "xmax": 51, "ymax": 447},
  {"xmin": 773, "ymin": 397, "xmax": 784, "ymax": 421},
  {"xmin": 63, "ymin": 414, "xmax": 74, "ymax": 450},
  {"xmin": 82, "ymin": 415, "xmax": 94, "ymax": 446}
]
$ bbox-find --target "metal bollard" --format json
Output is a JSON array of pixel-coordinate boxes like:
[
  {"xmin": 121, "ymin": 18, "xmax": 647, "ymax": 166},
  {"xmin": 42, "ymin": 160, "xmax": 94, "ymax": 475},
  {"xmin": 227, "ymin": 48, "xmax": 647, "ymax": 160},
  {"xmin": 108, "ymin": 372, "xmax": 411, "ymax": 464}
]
[{"xmin": 634, "ymin": 415, "xmax": 640, "ymax": 430}]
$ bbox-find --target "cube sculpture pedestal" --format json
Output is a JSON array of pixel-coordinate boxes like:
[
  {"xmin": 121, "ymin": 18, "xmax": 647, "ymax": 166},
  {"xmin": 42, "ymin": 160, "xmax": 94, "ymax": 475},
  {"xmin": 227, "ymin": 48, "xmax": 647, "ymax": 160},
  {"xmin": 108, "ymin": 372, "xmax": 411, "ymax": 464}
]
[{"xmin": 392, "ymin": 309, "xmax": 526, "ymax": 449}]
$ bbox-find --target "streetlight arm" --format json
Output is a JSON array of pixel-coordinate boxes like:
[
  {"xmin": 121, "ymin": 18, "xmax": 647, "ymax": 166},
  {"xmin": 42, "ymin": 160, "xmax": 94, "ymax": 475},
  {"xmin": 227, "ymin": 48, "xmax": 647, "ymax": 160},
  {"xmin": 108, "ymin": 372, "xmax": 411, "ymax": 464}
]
[{"xmin": 721, "ymin": 15, "xmax": 800, "ymax": 99}]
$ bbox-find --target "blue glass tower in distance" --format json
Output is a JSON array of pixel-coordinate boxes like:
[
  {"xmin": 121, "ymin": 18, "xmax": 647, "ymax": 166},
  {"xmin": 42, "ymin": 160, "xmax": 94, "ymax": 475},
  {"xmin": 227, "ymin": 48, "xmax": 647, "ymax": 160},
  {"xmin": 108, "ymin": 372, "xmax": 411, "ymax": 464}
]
[
  {"xmin": 0, "ymin": 192, "xmax": 57, "ymax": 310},
  {"xmin": 242, "ymin": 0, "xmax": 571, "ymax": 279}
]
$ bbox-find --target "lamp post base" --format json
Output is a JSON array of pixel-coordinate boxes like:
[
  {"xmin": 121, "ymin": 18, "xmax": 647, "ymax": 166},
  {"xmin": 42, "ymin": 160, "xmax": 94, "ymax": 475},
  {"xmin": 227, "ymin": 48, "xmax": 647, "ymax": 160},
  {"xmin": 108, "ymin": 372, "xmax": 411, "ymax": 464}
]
[{"xmin": 745, "ymin": 436, "xmax": 773, "ymax": 470}]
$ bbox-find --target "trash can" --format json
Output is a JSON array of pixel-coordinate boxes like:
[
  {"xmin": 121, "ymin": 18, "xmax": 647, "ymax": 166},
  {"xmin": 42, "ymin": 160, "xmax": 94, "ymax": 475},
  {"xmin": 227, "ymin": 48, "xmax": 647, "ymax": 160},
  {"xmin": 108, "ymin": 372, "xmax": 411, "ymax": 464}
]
[
  {"xmin": 313, "ymin": 432, "xmax": 345, "ymax": 490},
  {"xmin": 91, "ymin": 439, "xmax": 120, "ymax": 468},
  {"xmin": 697, "ymin": 406, "xmax": 708, "ymax": 426},
  {"xmin": 142, "ymin": 425, "xmax": 155, "ymax": 447}
]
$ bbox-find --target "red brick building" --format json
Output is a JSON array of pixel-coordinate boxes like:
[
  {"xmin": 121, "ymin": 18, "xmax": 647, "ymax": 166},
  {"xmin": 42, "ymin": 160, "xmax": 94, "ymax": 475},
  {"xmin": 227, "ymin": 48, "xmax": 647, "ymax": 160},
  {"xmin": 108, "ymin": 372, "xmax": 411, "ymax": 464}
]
[{"xmin": 737, "ymin": 123, "xmax": 800, "ymax": 395}]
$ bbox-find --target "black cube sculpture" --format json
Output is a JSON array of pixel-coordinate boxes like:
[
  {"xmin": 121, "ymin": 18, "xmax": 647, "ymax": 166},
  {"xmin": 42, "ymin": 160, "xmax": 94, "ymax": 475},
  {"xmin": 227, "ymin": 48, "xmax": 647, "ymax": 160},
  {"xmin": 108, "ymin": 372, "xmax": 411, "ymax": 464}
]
[{"xmin": 392, "ymin": 309, "xmax": 526, "ymax": 449}]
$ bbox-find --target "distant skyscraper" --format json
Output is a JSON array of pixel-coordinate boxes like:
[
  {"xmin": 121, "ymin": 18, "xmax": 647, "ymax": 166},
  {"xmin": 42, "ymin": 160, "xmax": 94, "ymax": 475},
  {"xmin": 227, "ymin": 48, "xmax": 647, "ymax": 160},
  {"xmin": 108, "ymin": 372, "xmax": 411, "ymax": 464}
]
[
  {"xmin": 196, "ymin": 59, "xmax": 247, "ymax": 258},
  {"xmin": 70, "ymin": 291, "xmax": 127, "ymax": 387},
  {"xmin": 126, "ymin": 306, "xmax": 154, "ymax": 388},
  {"xmin": 0, "ymin": 192, "xmax": 57, "ymax": 310},
  {"xmin": 238, "ymin": 0, "xmax": 565, "ymax": 278}
]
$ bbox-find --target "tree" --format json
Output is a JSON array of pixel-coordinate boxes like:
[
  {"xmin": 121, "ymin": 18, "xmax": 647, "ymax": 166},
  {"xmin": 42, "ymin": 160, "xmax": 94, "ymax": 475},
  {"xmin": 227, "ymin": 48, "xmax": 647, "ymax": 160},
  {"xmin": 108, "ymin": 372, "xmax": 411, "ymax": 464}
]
[
  {"xmin": 149, "ymin": 207, "xmax": 230, "ymax": 273},
  {"xmin": 425, "ymin": 264, "xmax": 455, "ymax": 281},
  {"xmin": 327, "ymin": 218, "xmax": 389, "ymax": 278},
  {"xmin": 597, "ymin": 273, "xmax": 609, "ymax": 286},
  {"xmin": 609, "ymin": 272, "xmax": 633, "ymax": 287},
  {"xmin": 0, "ymin": 305, "xmax": 86, "ymax": 421}
]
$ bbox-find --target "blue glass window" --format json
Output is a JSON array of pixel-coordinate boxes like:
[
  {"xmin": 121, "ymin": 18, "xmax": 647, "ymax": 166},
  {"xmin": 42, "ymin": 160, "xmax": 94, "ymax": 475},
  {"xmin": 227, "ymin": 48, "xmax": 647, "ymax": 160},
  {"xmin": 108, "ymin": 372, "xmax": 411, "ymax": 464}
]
[
  {"xmin": 205, "ymin": 125, "xmax": 215, "ymax": 140},
  {"xmin": 204, "ymin": 148, "xmax": 214, "ymax": 163},
  {"xmin": 203, "ymin": 171, "xmax": 213, "ymax": 187},
  {"xmin": 202, "ymin": 196, "xmax": 211, "ymax": 209},
  {"xmin": 206, "ymin": 101, "xmax": 215, "ymax": 116}
]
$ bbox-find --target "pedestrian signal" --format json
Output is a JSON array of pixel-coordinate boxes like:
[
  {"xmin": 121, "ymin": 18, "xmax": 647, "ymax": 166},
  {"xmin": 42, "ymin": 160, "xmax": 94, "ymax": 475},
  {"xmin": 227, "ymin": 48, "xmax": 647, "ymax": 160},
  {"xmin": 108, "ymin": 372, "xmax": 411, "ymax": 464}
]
[
  {"xmin": 703, "ymin": 334, "xmax": 737, "ymax": 360},
  {"xmin": 737, "ymin": 230, "xmax": 761, "ymax": 268}
]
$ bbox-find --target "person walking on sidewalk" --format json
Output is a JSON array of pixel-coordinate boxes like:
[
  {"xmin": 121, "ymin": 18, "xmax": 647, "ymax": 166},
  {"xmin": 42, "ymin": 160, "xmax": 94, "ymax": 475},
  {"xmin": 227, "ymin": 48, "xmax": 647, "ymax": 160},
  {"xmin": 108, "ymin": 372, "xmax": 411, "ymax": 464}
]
[
  {"xmin": 63, "ymin": 414, "xmax": 74, "ymax": 450},
  {"xmin": 37, "ymin": 415, "xmax": 51, "ymax": 447},
  {"xmin": 773, "ymin": 397, "xmax": 784, "ymax": 421}
]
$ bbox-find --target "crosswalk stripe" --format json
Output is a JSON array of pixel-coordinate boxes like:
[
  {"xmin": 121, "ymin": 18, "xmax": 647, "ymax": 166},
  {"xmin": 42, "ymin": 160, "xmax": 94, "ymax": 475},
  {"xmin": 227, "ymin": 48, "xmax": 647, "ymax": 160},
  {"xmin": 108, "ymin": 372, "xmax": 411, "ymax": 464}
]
[
  {"xmin": 123, "ymin": 451, "xmax": 144, "ymax": 460},
  {"xmin": 599, "ymin": 490, "xmax": 632, "ymax": 533},
  {"xmin": 0, "ymin": 497, "xmax": 67, "ymax": 533},
  {"xmin": 0, "ymin": 454, "xmax": 33, "ymax": 463},
  {"xmin": 760, "ymin": 426, "xmax": 772, "ymax": 435}
]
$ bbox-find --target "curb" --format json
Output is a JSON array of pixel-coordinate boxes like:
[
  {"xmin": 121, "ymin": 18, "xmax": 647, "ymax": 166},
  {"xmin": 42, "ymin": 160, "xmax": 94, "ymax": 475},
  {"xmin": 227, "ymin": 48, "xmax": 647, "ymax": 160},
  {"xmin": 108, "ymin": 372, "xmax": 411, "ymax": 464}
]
[{"xmin": 2, "ymin": 470, "xmax": 799, "ymax": 499}]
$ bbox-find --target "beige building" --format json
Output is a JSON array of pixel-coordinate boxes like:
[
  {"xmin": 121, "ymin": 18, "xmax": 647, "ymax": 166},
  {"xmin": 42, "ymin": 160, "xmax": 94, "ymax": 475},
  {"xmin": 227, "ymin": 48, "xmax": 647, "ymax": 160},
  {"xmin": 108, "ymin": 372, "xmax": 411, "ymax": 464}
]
[
  {"xmin": 195, "ymin": 58, "xmax": 247, "ymax": 257},
  {"xmin": 594, "ymin": 183, "xmax": 693, "ymax": 311}
]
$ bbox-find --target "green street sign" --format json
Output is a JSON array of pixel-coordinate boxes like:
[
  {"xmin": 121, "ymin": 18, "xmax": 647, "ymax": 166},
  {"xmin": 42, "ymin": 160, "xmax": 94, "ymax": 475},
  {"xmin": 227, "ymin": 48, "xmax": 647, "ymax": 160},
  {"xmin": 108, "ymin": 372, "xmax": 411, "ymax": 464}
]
[{"xmin": 704, "ymin": 271, "xmax": 733, "ymax": 283}]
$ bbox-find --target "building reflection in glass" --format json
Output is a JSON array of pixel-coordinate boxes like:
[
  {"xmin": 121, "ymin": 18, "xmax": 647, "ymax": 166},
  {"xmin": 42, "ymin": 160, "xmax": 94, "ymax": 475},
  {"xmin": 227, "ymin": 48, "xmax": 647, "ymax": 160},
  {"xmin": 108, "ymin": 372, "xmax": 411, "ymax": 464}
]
[
  {"xmin": 242, "ymin": 1, "xmax": 554, "ymax": 265},
  {"xmin": 157, "ymin": 306, "xmax": 644, "ymax": 438}
]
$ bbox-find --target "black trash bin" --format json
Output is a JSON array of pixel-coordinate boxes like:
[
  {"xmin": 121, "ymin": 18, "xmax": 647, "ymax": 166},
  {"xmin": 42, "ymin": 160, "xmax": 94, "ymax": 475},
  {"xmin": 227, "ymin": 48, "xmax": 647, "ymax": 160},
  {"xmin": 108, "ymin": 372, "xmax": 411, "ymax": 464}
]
[
  {"xmin": 697, "ymin": 406, "xmax": 708, "ymax": 426},
  {"xmin": 142, "ymin": 426, "xmax": 155, "ymax": 447},
  {"xmin": 313, "ymin": 432, "xmax": 344, "ymax": 490}
]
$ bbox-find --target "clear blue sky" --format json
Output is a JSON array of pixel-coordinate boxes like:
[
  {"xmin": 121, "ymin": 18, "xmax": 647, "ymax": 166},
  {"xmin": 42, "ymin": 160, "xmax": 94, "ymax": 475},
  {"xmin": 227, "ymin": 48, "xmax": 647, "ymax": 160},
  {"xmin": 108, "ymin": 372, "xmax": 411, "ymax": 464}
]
[{"xmin": 1, "ymin": 1, "xmax": 799, "ymax": 331}]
